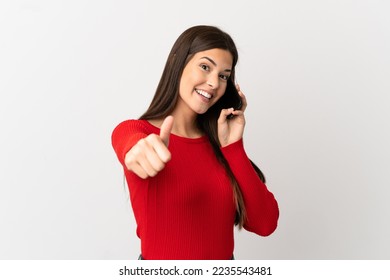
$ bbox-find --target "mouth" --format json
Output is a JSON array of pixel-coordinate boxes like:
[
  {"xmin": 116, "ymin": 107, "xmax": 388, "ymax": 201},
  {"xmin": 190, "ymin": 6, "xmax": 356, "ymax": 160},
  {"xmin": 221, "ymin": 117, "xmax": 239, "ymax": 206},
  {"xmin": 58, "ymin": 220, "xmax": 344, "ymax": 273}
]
[{"xmin": 195, "ymin": 89, "xmax": 213, "ymax": 100}]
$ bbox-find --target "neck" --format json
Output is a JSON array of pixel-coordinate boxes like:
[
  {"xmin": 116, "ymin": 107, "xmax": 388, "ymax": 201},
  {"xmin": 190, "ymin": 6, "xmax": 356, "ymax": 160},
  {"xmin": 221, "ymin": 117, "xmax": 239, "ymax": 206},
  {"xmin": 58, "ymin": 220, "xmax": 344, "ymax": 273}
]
[
  {"xmin": 170, "ymin": 109, "xmax": 202, "ymax": 138},
  {"xmin": 149, "ymin": 102, "xmax": 203, "ymax": 138}
]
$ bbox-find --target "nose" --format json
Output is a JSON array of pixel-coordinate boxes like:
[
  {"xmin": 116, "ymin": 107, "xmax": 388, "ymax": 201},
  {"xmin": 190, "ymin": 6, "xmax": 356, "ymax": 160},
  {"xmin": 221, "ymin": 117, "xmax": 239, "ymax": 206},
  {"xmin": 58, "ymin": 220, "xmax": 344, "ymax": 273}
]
[{"xmin": 207, "ymin": 74, "xmax": 219, "ymax": 89}]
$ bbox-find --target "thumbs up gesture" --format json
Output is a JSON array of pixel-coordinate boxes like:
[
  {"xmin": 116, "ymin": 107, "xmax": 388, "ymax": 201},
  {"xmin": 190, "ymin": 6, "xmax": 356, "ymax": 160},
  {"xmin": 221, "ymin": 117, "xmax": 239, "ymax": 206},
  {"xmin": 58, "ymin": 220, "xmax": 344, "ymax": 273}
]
[
  {"xmin": 159, "ymin": 116, "xmax": 174, "ymax": 147},
  {"xmin": 124, "ymin": 116, "xmax": 174, "ymax": 179}
]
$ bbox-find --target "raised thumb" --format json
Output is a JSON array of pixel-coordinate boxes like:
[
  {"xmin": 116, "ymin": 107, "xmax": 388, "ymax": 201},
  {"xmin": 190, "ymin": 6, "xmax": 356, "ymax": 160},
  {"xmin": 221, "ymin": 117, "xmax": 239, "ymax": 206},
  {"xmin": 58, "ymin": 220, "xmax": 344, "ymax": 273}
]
[{"xmin": 159, "ymin": 116, "xmax": 174, "ymax": 146}]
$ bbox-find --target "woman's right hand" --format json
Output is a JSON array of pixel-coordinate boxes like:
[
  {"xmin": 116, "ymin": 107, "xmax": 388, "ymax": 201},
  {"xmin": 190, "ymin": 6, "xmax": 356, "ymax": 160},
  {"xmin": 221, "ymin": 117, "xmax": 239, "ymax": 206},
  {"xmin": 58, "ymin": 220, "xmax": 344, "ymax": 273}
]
[{"xmin": 124, "ymin": 116, "xmax": 173, "ymax": 179}]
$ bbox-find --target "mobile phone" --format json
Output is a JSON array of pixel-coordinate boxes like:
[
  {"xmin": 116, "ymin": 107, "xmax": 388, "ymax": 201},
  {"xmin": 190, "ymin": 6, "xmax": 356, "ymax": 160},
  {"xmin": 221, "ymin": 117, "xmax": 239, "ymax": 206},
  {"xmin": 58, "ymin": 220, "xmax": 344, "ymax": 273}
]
[{"xmin": 225, "ymin": 79, "xmax": 242, "ymax": 119}]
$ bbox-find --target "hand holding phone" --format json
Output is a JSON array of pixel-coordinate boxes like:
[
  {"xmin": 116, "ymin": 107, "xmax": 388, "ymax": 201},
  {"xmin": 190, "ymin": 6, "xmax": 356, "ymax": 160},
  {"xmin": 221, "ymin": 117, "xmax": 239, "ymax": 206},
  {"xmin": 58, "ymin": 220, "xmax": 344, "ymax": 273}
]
[
  {"xmin": 217, "ymin": 81, "xmax": 246, "ymax": 147},
  {"xmin": 226, "ymin": 79, "xmax": 242, "ymax": 119}
]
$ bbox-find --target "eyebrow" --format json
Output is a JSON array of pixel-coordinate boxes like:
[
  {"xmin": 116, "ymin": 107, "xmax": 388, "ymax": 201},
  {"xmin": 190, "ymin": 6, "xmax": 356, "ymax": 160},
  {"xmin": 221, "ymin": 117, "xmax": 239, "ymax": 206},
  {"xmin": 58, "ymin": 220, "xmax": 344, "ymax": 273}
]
[{"xmin": 200, "ymin": 56, "xmax": 232, "ymax": 72}]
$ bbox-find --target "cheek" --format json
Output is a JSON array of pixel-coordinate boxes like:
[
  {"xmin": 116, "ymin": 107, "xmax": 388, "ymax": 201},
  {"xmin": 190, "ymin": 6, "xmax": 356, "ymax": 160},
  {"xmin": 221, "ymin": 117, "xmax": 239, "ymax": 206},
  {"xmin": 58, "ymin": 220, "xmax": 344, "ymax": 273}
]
[
  {"xmin": 217, "ymin": 84, "xmax": 227, "ymax": 98},
  {"xmin": 179, "ymin": 71, "xmax": 192, "ymax": 93},
  {"xmin": 211, "ymin": 85, "xmax": 227, "ymax": 104},
  {"xmin": 180, "ymin": 69, "xmax": 198, "ymax": 90}
]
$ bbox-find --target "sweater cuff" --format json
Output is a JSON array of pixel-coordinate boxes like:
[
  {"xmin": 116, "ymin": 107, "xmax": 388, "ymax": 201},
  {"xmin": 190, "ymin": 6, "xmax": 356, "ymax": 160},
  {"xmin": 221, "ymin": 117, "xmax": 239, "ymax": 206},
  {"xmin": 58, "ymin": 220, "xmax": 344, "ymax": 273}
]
[
  {"xmin": 221, "ymin": 138, "xmax": 252, "ymax": 171},
  {"xmin": 220, "ymin": 138, "xmax": 246, "ymax": 159}
]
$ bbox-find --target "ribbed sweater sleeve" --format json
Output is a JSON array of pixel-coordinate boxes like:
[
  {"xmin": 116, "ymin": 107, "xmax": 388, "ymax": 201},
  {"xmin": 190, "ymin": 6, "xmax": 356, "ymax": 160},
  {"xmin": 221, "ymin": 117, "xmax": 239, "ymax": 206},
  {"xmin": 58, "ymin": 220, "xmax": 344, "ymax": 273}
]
[
  {"xmin": 111, "ymin": 120, "xmax": 149, "ymax": 166},
  {"xmin": 221, "ymin": 139, "xmax": 279, "ymax": 236}
]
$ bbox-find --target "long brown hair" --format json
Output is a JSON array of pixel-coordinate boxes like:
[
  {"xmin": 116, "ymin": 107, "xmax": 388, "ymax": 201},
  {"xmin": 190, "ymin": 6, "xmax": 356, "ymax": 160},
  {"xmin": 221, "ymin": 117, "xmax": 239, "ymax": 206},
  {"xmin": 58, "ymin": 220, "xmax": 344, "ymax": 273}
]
[{"xmin": 140, "ymin": 25, "xmax": 265, "ymax": 228}]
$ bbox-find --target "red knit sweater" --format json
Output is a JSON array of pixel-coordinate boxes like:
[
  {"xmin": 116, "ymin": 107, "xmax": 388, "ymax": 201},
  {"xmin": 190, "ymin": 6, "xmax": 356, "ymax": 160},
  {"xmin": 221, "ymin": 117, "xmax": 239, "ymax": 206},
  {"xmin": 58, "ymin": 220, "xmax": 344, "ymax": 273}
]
[{"xmin": 111, "ymin": 120, "xmax": 279, "ymax": 260}]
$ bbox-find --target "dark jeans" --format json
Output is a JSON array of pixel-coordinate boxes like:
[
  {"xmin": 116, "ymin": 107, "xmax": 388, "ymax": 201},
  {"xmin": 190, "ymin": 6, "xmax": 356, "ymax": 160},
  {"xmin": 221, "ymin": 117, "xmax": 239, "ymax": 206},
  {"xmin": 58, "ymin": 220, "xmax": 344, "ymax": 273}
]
[{"xmin": 138, "ymin": 254, "xmax": 234, "ymax": 260}]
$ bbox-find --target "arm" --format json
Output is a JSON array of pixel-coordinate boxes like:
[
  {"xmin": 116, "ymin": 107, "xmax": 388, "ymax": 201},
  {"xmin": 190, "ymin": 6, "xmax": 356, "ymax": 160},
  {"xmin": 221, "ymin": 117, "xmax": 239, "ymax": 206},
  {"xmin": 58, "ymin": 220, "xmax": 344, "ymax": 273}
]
[
  {"xmin": 111, "ymin": 120, "xmax": 148, "ymax": 166},
  {"xmin": 218, "ymin": 85, "xmax": 279, "ymax": 236},
  {"xmin": 221, "ymin": 139, "xmax": 279, "ymax": 236}
]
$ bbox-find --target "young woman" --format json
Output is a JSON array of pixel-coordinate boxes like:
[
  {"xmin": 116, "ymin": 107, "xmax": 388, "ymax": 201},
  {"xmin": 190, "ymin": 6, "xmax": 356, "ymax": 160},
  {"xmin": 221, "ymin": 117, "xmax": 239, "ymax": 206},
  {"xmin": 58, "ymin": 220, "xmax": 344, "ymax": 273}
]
[{"xmin": 111, "ymin": 25, "xmax": 279, "ymax": 260}]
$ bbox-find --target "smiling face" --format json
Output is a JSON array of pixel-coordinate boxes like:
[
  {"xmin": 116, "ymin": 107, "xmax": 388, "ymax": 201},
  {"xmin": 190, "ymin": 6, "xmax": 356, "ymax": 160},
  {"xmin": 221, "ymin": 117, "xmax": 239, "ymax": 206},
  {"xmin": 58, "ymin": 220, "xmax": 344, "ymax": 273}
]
[{"xmin": 175, "ymin": 48, "xmax": 233, "ymax": 117}]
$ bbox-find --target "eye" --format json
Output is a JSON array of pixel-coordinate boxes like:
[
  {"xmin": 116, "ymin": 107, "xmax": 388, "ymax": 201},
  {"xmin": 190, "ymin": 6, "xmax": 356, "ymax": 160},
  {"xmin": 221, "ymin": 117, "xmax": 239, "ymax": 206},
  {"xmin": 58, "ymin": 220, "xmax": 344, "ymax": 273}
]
[
  {"xmin": 219, "ymin": 74, "xmax": 229, "ymax": 81},
  {"xmin": 200, "ymin": 64, "xmax": 210, "ymax": 71}
]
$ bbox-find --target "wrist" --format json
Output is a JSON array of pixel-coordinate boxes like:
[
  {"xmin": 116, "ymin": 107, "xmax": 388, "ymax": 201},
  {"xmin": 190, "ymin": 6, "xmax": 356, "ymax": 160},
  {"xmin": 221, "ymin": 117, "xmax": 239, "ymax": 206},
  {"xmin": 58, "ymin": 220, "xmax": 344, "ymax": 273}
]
[{"xmin": 220, "ymin": 137, "xmax": 243, "ymax": 148}]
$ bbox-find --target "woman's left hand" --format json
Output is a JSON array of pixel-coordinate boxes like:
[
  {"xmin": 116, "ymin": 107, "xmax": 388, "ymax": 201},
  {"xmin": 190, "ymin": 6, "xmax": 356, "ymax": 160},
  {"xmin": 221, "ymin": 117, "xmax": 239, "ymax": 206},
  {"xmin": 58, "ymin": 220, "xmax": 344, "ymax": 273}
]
[{"xmin": 218, "ymin": 84, "xmax": 247, "ymax": 147}]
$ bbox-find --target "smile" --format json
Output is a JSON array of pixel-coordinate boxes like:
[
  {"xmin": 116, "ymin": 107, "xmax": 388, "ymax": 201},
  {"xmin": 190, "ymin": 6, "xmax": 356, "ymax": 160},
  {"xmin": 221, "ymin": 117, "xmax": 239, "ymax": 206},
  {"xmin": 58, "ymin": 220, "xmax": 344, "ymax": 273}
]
[{"xmin": 195, "ymin": 89, "xmax": 212, "ymax": 99}]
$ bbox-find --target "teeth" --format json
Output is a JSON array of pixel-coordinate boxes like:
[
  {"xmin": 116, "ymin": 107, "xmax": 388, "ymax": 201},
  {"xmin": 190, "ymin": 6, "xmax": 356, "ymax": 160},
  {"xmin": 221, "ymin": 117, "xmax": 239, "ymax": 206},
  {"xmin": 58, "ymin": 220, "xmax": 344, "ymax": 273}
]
[{"xmin": 196, "ymin": 89, "xmax": 211, "ymax": 99}]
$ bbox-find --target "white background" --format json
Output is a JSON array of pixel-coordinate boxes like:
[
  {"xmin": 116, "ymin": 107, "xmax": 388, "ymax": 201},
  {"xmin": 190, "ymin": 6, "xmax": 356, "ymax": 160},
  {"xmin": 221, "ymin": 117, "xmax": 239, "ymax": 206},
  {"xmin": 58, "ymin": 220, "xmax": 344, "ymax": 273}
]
[{"xmin": 1, "ymin": 0, "xmax": 389, "ymax": 259}]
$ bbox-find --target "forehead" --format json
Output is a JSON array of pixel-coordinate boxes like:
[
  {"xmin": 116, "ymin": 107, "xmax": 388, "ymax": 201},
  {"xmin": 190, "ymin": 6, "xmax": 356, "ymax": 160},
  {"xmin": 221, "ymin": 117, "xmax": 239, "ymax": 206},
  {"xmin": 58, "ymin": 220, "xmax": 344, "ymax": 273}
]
[{"xmin": 191, "ymin": 48, "xmax": 233, "ymax": 68}]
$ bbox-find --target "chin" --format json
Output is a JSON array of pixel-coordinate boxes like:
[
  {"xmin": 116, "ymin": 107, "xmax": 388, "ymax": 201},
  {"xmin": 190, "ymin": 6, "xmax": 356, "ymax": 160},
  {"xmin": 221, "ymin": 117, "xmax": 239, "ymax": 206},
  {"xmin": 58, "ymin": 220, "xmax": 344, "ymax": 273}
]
[{"xmin": 194, "ymin": 107, "xmax": 211, "ymax": 115}]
